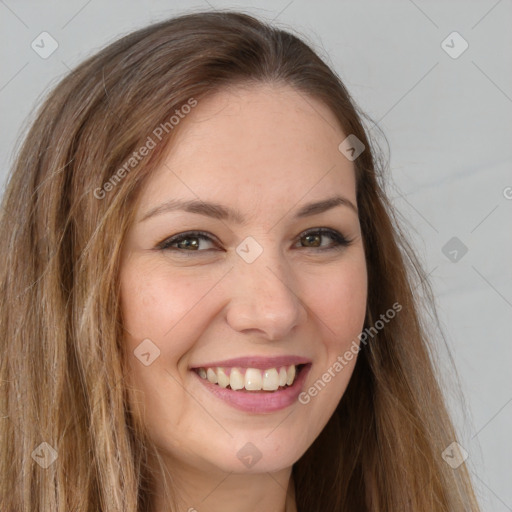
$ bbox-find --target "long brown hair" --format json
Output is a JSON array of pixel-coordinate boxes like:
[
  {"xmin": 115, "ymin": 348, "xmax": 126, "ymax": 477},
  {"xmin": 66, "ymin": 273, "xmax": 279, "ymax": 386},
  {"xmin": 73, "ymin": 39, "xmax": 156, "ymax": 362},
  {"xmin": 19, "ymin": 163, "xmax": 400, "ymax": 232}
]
[{"xmin": 0, "ymin": 10, "xmax": 480, "ymax": 511}]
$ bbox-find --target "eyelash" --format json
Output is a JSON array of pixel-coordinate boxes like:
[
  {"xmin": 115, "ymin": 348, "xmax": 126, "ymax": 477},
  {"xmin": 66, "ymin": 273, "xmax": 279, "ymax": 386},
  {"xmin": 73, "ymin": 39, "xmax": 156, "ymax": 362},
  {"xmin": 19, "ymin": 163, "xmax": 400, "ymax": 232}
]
[{"xmin": 157, "ymin": 228, "xmax": 353, "ymax": 254}]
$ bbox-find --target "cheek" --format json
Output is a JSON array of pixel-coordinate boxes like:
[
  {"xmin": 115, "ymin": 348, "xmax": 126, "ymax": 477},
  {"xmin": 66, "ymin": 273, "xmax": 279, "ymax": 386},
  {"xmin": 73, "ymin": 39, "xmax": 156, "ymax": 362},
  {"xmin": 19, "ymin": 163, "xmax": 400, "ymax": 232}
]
[
  {"xmin": 296, "ymin": 256, "xmax": 366, "ymax": 437},
  {"xmin": 119, "ymin": 258, "xmax": 214, "ymax": 354},
  {"xmin": 302, "ymin": 252, "xmax": 367, "ymax": 342},
  {"xmin": 119, "ymin": 259, "xmax": 210, "ymax": 430}
]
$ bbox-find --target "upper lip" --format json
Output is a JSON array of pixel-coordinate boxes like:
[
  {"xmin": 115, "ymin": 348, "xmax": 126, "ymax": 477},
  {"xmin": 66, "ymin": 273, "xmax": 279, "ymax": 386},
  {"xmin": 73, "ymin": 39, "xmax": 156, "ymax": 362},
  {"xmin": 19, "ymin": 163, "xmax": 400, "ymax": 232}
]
[{"xmin": 190, "ymin": 355, "xmax": 312, "ymax": 370}]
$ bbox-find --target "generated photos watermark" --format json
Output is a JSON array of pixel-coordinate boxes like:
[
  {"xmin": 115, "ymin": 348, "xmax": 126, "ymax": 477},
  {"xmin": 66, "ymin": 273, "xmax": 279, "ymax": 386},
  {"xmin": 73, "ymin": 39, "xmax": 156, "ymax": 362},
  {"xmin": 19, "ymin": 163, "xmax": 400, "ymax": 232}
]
[
  {"xmin": 298, "ymin": 301, "xmax": 402, "ymax": 404},
  {"xmin": 94, "ymin": 97, "xmax": 197, "ymax": 199}
]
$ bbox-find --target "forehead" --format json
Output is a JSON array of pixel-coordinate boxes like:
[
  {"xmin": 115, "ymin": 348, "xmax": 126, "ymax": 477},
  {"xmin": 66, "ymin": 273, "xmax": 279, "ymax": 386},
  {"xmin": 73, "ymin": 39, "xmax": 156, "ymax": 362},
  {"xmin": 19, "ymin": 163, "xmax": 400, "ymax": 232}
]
[{"xmin": 137, "ymin": 84, "xmax": 356, "ymax": 222}]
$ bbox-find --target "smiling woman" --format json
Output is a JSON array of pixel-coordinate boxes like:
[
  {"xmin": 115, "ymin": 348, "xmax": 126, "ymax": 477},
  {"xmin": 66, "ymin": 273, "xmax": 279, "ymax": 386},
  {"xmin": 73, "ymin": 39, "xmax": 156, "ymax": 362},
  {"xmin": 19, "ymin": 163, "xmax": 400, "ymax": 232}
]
[{"xmin": 0, "ymin": 10, "xmax": 480, "ymax": 512}]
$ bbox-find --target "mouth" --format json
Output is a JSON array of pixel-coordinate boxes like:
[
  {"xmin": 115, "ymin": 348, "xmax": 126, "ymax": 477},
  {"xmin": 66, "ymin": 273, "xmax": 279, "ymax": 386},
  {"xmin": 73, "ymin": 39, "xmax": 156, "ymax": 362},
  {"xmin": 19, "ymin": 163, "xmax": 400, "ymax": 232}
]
[
  {"xmin": 191, "ymin": 360, "xmax": 312, "ymax": 413},
  {"xmin": 193, "ymin": 363, "xmax": 308, "ymax": 393}
]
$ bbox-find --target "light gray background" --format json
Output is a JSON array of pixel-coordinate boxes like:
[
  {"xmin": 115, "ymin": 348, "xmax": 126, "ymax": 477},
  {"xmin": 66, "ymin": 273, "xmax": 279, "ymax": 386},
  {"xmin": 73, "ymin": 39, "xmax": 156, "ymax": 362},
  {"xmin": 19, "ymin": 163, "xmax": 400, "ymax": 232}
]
[{"xmin": 1, "ymin": 1, "xmax": 511, "ymax": 509}]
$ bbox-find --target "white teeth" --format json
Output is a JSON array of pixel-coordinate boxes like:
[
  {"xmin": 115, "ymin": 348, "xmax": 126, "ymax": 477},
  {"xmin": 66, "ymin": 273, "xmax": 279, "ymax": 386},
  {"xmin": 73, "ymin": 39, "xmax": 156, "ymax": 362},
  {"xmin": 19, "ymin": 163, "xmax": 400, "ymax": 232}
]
[
  {"xmin": 206, "ymin": 368, "xmax": 217, "ymax": 384},
  {"xmin": 196, "ymin": 364, "xmax": 301, "ymax": 391},
  {"xmin": 245, "ymin": 368, "xmax": 263, "ymax": 390},
  {"xmin": 230, "ymin": 368, "xmax": 244, "ymax": 390},
  {"xmin": 278, "ymin": 367, "xmax": 287, "ymax": 387},
  {"xmin": 262, "ymin": 368, "xmax": 279, "ymax": 391},
  {"xmin": 286, "ymin": 365, "xmax": 296, "ymax": 386},
  {"xmin": 217, "ymin": 367, "xmax": 230, "ymax": 388}
]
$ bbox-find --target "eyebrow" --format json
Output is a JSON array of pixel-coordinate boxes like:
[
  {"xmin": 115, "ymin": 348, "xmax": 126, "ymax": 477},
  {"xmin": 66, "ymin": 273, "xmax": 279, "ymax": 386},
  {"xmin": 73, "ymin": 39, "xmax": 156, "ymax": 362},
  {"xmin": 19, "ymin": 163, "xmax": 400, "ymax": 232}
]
[{"xmin": 139, "ymin": 195, "xmax": 358, "ymax": 224}]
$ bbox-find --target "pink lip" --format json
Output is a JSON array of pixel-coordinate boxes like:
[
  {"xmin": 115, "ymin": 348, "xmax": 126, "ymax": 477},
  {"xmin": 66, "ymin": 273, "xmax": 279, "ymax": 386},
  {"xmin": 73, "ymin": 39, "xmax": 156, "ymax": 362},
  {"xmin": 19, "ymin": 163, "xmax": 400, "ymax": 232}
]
[
  {"xmin": 190, "ymin": 355, "xmax": 311, "ymax": 370},
  {"xmin": 192, "ymin": 363, "xmax": 312, "ymax": 413}
]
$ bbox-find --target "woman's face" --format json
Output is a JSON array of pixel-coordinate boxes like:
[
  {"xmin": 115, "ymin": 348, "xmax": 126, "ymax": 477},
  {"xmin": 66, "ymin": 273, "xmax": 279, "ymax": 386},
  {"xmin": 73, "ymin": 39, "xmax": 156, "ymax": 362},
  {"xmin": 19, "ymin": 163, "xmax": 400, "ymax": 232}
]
[{"xmin": 120, "ymin": 84, "xmax": 367, "ymax": 477}]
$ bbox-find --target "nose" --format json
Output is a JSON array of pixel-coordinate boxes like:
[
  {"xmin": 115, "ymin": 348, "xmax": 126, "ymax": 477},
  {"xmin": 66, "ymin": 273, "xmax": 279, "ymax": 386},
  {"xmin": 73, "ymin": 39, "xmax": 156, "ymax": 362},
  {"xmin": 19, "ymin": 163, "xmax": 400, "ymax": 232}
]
[{"xmin": 225, "ymin": 250, "xmax": 305, "ymax": 341}]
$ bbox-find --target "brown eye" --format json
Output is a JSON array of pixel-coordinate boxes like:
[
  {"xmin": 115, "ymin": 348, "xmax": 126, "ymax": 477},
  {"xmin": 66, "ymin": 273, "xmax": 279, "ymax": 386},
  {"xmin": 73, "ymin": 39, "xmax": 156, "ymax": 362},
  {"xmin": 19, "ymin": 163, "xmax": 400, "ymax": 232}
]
[
  {"xmin": 157, "ymin": 228, "xmax": 352, "ymax": 255},
  {"xmin": 158, "ymin": 231, "xmax": 217, "ymax": 252},
  {"xmin": 298, "ymin": 228, "xmax": 351, "ymax": 250}
]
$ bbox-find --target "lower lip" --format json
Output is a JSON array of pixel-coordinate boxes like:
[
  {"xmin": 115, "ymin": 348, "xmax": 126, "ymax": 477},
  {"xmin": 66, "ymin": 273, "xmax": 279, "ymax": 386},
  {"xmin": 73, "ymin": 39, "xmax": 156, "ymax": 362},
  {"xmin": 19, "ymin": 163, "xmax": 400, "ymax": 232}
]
[{"xmin": 192, "ymin": 364, "xmax": 311, "ymax": 413}]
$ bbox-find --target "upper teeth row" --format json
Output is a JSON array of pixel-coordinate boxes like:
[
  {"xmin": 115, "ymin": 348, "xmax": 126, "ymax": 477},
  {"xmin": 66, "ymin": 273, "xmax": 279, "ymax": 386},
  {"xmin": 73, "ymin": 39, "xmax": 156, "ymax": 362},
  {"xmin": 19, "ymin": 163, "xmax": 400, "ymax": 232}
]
[{"xmin": 197, "ymin": 365, "xmax": 297, "ymax": 391}]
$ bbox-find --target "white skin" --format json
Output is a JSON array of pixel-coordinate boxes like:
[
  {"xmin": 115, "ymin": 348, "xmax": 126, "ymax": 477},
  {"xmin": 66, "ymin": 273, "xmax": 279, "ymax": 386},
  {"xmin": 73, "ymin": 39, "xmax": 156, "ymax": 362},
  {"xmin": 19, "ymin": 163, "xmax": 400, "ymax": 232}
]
[{"xmin": 119, "ymin": 83, "xmax": 368, "ymax": 512}]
